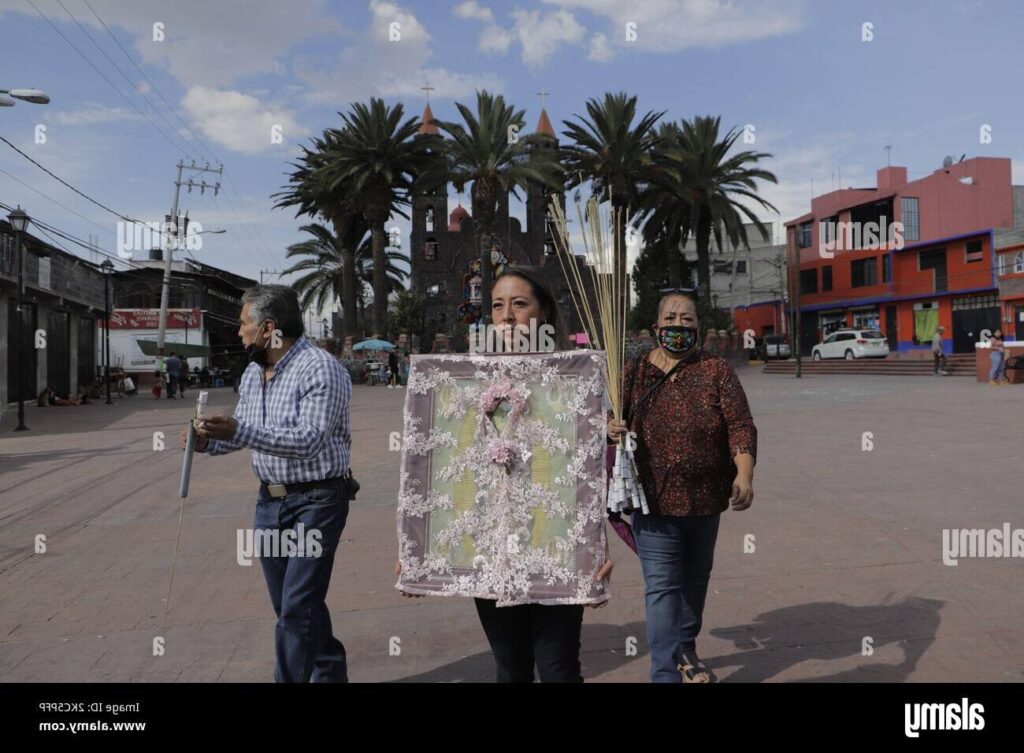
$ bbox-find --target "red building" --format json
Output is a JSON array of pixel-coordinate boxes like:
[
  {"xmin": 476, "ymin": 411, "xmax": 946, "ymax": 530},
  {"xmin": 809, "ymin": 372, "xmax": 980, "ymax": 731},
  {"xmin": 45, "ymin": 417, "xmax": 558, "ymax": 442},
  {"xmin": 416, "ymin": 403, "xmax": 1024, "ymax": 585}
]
[{"xmin": 785, "ymin": 157, "xmax": 1022, "ymax": 356}]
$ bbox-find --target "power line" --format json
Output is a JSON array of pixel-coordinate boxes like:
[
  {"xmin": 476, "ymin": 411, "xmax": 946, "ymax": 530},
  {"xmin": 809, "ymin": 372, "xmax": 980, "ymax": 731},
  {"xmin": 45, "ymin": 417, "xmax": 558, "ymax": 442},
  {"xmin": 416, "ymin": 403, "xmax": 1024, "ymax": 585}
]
[
  {"xmin": 72, "ymin": 0, "xmax": 280, "ymax": 270},
  {"xmin": 81, "ymin": 0, "xmax": 219, "ymax": 164},
  {"xmin": 0, "ymin": 135, "xmax": 174, "ymax": 242},
  {"xmin": 54, "ymin": 0, "xmax": 197, "ymax": 159},
  {"xmin": 0, "ymin": 164, "xmax": 116, "ymax": 237},
  {"xmin": 23, "ymin": 0, "xmax": 188, "ymax": 157}
]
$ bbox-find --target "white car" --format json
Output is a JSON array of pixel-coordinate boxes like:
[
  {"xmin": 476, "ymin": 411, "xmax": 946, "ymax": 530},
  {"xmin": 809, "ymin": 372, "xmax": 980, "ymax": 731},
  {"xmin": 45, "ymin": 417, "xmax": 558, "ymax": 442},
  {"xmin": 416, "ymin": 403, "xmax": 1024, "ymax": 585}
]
[{"xmin": 811, "ymin": 329, "xmax": 890, "ymax": 360}]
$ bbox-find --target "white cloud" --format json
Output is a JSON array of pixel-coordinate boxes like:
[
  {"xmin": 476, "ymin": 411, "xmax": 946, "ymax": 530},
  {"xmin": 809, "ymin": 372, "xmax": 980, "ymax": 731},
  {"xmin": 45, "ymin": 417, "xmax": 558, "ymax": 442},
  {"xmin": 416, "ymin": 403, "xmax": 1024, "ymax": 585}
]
[
  {"xmin": 295, "ymin": 0, "xmax": 504, "ymax": 103},
  {"xmin": 454, "ymin": 0, "xmax": 494, "ymax": 23},
  {"xmin": 454, "ymin": 1, "xmax": 513, "ymax": 54},
  {"xmin": 479, "ymin": 21, "xmax": 514, "ymax": 54},
  {"xmin": 181, "ymin": 87, "xmax": 308, "ymax": 155},
  {"xmin": 46, "ymin": 105, "xmax": 144, "ymax": 126},
  {"xmin": 0, "ymin": 0, "xmax": 342, "ymax": 89},
  {"xmin": 510, "ymin": 8, "xmax": 587, "ymax": 68},
  {"xmin": 587, "ymin": 31, "xmax": 613, "ymax": 62},
  {"xmin": 541, "ymin": 0, "xmax": 803, "ymax": 52}
]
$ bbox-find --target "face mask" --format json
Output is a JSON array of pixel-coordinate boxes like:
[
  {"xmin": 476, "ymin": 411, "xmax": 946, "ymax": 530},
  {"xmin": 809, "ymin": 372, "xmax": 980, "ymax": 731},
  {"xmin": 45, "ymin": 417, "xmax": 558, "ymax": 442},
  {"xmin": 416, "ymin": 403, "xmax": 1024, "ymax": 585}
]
[
  {"xmin": 658, "ymin": 325, "xmax": 698, "ymax": 355},
  {"xmin": 246, "ymin": 323, "xmax": 271, "ymax": 367}
]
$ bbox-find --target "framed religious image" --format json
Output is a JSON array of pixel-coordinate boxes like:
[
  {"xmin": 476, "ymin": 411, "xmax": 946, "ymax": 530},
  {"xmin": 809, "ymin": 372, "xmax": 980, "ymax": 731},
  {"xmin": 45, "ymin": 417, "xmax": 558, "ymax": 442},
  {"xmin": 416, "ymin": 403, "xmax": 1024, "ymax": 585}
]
[{"xmin": 396, "ymin": 350, "xmax": 609, "ymax": 606}]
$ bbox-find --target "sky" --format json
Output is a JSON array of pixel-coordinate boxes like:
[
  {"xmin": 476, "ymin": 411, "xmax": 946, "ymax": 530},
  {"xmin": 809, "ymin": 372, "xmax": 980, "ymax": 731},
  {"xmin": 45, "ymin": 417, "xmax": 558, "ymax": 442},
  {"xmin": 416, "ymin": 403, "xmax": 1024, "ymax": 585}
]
[{"xmin": 2, "ymin": 0, "xmax": 1024, "ymax": 321}]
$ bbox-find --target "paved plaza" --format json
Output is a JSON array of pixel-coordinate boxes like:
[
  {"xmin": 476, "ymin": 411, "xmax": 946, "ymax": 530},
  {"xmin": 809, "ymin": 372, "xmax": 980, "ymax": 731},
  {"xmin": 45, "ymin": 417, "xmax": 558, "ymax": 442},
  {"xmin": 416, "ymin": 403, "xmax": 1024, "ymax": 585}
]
[{"xmin": 1, "ymin": 368, "xmax": 1022, "ymax": 682}]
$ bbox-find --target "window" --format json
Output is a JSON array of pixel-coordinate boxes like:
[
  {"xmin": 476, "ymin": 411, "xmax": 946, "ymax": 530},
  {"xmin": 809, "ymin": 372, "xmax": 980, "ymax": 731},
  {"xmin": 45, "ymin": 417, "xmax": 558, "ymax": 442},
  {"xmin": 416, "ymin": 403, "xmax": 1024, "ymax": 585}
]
[
  {"xmin": 919, "ymin": 248, "xmax": 947, "ymax": 292},
  {"xmin": 882, "ymin": 254, "xmax": 892, "ymax": 283},
  {"xmin": 713, "ymin": 260, "xmax": 732, "ymax": 274},
  {"xmin": 800, "ymin": 268, "xmax": 818, "ymax": 294},
  {"xmin": 836, "ymin": 332, "xmax": 857, "ymax": 342},
  {"xmin": 821, "ymin": 265, "xmax": 833, "ymax": 291},
  {"xmin": 823, "ymin": 333, "xmax": 837, "ymax": 345},
  {"xmin": 965, "ymin": 240, "xmax": 983, "ymax": 263},
  {"xmin": 900, "ymin": 197, "xmax": 919, "ymax": 241},
  {"xmin": 850, "ymin": 198, "xmax": 895, "ymax": 248},
  {"xmin": 424, "ymin": 238, "xmax": 438, "ymax": 261},
  {"xmin": 819, "ymin": 215, "xmax": 839, "ymax": 249},
  {"xmin": 797, "ymin": 222, "xmax": 812, "ymax": 249},
  {"xmin": 851, "ymin": 257, "xmax": 878, "ymax": 287},
  {"xmin": 425, "ymin": 207, "xmax": 434, "ymax": 232},
  {"xmin": 735, "ymin": 260, "xmax": 747, "ymax": 274},
  {"xmin": 1015, "ymin": 251, "xmax": 1024, "ymax": 274}
]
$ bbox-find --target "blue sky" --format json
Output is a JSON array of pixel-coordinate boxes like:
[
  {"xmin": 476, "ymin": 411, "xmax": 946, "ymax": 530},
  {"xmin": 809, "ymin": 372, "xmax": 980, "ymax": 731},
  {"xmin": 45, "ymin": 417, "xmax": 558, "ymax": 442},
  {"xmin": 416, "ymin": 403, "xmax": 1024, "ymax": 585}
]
[{"xmin": 2, "ymin": 0, "xmax": 1023, "ymax": 295}]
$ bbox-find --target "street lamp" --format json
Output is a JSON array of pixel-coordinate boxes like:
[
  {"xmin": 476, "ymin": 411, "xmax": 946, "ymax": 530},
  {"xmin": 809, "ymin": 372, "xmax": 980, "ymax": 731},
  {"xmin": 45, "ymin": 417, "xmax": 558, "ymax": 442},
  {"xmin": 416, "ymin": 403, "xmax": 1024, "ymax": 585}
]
[
  {"xmin": 0, "ymin": 88, "xmax": 51, "ymax": 107},
  {"xmin": 8, "ymin": 207, "xmax": 30, "ymax": 431},
  {"xmin": 100, "ymin": 259, "xmax": 114, "ymax": 405}
]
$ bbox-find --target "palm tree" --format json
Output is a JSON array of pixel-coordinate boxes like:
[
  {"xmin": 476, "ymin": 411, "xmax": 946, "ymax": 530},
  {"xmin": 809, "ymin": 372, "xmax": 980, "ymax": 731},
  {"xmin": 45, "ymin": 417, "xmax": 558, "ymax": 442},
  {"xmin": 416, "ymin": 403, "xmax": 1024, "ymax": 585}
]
[
  {"xmin": 273, "ymin": 130, "xmax": 361, "ymax": 341},
  {"xmin": 435, "ymin": 90, "xmax": 563, "ymax": 318},
  {"xmin": 322, "ymin": 99, "xmax": 429, "ymax": 338},
  {"xmin": 638, "ymin": 122, "xmax": 693, "ymax": 288},
  {"xmin": 283, "ymin": 222, "xmax": 409, "ymax": 336},
  {"xmin": 671, "ymin": 115, "xmax": 778, "ymax": 300},
  {"xmin": 562, "ymin": 92, "xmax": 664, "ymax": 314}
]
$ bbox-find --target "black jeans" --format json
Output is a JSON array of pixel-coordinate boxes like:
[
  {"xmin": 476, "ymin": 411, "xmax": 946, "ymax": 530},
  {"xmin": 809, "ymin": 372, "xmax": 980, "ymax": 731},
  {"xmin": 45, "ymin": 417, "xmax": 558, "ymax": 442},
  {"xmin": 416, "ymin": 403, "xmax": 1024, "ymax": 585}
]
[{"xmin": 474, "ymin": 598, "xmax": 584, "ymax": 683}]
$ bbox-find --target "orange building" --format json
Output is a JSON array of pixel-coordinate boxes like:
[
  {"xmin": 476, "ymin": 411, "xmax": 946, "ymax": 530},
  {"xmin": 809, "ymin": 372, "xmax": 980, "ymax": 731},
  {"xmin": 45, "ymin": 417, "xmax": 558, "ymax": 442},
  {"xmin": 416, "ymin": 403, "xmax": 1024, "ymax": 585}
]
[{"xmin": 784, "ymin": 157, "xmax": 1022, "ymax": 356}]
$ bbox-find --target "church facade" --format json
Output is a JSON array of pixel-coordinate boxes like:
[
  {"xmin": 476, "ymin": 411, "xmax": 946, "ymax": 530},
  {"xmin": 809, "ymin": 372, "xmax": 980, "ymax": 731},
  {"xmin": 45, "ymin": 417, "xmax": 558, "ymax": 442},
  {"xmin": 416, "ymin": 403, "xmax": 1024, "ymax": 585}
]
[{"xmin": 408, "ymin": 105, "xmax": 590, "ymax": 352}]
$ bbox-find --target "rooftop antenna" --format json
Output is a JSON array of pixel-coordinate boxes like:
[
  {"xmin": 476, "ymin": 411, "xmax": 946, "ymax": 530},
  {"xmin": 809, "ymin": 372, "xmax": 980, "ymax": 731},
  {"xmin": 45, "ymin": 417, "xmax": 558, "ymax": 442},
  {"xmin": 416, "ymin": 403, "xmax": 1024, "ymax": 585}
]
[{"xmin": 885, "ymin": 144, "xmax": 891, "ymax": 167}]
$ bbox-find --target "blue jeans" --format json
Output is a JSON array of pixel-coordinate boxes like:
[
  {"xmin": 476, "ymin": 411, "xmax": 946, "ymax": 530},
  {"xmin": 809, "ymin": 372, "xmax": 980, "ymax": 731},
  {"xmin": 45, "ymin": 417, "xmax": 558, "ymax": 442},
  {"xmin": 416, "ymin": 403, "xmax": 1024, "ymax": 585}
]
[
  {"xmin": 989, "ymin": 351, "xmax": 1006, "ymax": 381},
  {"xmin": 633, "ymin": 512, "xmax": 721, "ymax": 683},
  {"xmin": 254, "ymin": 480, "xmax": 350, "ymax": 682}
]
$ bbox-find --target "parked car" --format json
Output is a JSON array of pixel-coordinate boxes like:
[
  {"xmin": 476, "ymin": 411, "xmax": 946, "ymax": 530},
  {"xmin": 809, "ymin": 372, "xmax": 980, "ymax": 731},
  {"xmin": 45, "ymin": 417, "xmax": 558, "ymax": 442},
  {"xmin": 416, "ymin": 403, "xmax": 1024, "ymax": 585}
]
[
  {"xmin": 811, "ymin": 329, "xmax": 890, "ymax": 360},
  {"xmin": 760, "ymin": 335, "xmax": 791, "ymax": 360}
]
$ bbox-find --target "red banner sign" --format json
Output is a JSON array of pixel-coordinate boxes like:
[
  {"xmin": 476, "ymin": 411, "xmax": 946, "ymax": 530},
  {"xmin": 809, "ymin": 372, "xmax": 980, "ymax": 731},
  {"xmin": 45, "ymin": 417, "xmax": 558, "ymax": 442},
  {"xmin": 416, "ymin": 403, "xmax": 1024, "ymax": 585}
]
[{"xmin": 106, "ymin": 308, "xmax": 201, "ymax": 329}]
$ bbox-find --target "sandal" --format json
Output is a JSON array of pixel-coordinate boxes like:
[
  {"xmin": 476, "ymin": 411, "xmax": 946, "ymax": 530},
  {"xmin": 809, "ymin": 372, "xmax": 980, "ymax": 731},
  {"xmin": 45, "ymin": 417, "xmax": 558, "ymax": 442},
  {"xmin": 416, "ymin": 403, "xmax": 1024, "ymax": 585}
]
[{"xmin": 677, "ymin": 652, "xmax": 717, "ymax": 683}]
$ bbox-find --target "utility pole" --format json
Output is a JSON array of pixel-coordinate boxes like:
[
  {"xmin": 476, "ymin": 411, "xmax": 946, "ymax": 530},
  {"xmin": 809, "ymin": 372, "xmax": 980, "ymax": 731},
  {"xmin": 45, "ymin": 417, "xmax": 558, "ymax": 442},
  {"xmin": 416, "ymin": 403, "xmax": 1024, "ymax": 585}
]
[
  {"xmin": 157, "ymin": 160, "xmax": 222, "ymax": 356},
  {"xmin": 791, "ymin": 230, "xmax": 802, "ymax": 378}
]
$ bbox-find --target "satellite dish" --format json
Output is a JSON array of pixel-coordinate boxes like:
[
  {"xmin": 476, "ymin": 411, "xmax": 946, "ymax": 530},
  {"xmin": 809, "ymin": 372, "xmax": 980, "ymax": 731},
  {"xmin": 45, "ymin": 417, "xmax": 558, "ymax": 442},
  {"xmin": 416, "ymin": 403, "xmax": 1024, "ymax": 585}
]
[{"xmin": 942, "ymin": 155, "xmax": 954, "ymax": 169}]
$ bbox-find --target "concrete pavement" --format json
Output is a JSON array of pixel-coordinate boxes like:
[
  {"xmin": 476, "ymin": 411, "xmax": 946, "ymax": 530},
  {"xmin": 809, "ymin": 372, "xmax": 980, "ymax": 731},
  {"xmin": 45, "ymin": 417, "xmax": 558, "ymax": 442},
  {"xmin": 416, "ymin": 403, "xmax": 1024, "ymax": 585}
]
[{"xmin": 1, "ymin": 370, "xmax": 1022, "ymax": 682}]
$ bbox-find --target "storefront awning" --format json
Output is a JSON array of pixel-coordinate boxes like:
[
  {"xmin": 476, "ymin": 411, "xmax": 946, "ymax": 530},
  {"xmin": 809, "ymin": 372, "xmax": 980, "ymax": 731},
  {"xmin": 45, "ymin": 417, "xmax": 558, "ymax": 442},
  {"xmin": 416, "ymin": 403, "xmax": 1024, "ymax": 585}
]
[{"xmin": 135, "ymin": 340, "xmax": 210, "ymax": 359}]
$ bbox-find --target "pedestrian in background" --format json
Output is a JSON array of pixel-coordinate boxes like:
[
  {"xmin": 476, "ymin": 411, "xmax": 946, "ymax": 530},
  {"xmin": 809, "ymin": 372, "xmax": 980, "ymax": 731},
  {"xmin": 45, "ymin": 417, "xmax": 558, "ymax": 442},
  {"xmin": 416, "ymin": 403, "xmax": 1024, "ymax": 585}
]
[
  {"xmin": 989, "ymin": 329, "xmax": 1007, "ymax": 385},
  {"xmin": 932, "ymin": 326, "xmax": 948, "ymax": 375},
  {"xmin": 165, "ymin": 352, "xmax": 181, "ymax": 399}
]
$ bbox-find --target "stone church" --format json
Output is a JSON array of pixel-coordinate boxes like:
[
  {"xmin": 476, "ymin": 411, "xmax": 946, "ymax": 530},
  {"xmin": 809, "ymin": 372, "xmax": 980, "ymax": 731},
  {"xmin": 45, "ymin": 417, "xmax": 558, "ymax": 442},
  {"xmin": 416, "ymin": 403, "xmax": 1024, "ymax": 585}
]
[{"xmin": 408, "ymin": 104, "xmax": 592, "ymax": 352}]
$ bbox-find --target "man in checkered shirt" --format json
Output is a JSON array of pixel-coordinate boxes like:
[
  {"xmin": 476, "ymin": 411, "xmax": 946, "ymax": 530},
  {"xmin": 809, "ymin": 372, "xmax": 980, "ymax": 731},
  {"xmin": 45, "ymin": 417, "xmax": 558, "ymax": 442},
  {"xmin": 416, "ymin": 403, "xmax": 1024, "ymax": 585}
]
[{"xmin": 180, "ymin": 285, "xmax": 352, "ymax": 682}]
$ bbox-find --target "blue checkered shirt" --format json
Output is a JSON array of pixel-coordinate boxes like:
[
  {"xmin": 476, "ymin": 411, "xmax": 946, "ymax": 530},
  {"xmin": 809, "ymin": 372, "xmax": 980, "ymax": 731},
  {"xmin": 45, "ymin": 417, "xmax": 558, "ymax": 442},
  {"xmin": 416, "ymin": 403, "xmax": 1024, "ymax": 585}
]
[{"xmin": 199, "ymin": 336, "xmax": 351, "ymax": 484}]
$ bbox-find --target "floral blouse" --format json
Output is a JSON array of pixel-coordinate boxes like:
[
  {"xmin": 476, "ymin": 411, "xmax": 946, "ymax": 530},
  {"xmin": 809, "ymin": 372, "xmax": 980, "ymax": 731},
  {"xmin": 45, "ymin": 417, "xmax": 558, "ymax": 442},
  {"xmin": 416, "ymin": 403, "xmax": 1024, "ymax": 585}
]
[{"xmin": 620, "ymin": 349, "xmax": 757, "ymax": 516}]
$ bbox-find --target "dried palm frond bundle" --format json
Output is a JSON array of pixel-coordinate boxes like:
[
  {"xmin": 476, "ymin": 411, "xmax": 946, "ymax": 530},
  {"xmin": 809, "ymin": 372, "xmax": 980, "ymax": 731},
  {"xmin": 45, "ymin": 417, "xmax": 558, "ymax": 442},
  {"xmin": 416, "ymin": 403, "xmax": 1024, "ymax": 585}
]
[{"xmin": 548, "ymin": 194, "xmax": 648, "ymax": 515}]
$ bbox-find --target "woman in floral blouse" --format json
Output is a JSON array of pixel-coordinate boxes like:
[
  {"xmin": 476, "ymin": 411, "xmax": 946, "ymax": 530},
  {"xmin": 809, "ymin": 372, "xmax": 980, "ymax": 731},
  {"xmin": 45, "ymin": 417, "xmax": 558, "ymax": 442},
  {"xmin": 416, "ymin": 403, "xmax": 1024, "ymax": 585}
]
[{"xmin": 608, "ymin": 289, "xmax": 757, "ymax": 682}]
